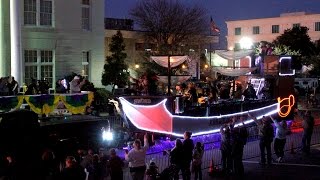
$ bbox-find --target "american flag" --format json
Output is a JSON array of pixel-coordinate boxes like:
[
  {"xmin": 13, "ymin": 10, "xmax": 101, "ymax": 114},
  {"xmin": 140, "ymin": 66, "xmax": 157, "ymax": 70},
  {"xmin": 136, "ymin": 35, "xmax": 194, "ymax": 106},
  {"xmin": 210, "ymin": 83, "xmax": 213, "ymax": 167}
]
[{"xmin": 210, "ymin": 17, "xmax": 220, "ymax": 33}]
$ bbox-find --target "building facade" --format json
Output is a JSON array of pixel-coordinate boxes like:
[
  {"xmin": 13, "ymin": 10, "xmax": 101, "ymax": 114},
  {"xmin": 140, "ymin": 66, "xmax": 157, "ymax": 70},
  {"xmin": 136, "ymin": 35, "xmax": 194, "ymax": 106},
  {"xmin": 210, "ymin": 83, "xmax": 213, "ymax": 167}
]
[
  {"xmin": 0, "ymin": 0, "xmax": 105, "ymax": 87},
  {"xmin": 226, "ymin": 12, "xmax": 320, "ymax": 50}
]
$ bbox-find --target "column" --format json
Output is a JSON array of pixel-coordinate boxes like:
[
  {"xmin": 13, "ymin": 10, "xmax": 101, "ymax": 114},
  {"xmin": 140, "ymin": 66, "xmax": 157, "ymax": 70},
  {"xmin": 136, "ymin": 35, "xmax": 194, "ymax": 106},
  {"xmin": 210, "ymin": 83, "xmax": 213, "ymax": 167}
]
[
  {"xmin": 10, "ymin": 0, "xmax": 22, "ymax": 84},
  {"xmin": 0, "ymin": 0, "xmax": 11, "ymax": 77}
]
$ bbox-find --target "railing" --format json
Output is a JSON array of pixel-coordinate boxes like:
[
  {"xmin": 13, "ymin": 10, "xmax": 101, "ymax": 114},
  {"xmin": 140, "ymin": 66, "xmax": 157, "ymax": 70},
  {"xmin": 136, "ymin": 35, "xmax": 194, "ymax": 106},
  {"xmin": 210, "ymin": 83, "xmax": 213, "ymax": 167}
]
[{"xmin": 144, "ymin": 123, "xmax": 320, "ymax": 173}]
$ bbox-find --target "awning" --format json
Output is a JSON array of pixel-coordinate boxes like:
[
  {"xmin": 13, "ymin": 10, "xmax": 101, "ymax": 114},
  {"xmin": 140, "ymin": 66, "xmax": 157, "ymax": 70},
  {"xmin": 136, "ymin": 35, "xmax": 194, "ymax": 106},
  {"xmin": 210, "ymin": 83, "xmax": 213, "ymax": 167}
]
[
  {"xmin": 215, "ymin": 50, "xmax": 253, "ymax": 60},
  {"xmin": 151, "ymin": 56, "xmax": 188, "ymax": 68},
  {"xmin": 213, "ymin": 67, "xmax": 257, "ymax": 76}
]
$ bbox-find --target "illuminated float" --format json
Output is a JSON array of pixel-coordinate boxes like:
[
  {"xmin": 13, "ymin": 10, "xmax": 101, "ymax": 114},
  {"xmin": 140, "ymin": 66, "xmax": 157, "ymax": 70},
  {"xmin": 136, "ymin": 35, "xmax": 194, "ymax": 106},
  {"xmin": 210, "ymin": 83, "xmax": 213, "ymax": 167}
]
[{"xmin": 119, "ymin": 54, "xmax": 298, "ymax": 137}]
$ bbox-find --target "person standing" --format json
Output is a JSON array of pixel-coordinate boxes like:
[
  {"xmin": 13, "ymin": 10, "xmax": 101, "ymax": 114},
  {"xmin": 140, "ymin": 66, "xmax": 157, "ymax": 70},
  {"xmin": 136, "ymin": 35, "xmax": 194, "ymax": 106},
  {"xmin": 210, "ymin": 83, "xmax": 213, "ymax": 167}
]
[
  {"xmin": 248, "ymin": 113, "xmax": 274, "ymax": 165},
  {"xmin": 8, "ymin": 76, "xmax": 19, "ymax": 95},
  {"xmin": 301, "ymin": 111, "xmax": 315, "ymax": 155},
  {"xmin": 192, "ymin": 142, "xmax": 204, "ymax": 180},
  {"xmin": 108, "ymin": 148, "xmax": 124, "ymax": 180},
  {"xmin": 125, "ymin": 133, "xmax": 149, "ymax": 180},
  {"xmin": 59, "ymin": 156, "xmax": 86, "ymax": 180},
  {"xmin": 181, "ymin": 131, "xmax": 194, "ymax": 180},
  {"xmin": 70, "ymin": 76, "xmax": 85, "ymax": 93},
  {"xmin": 220, "ymin": 123, "xmax": 232, "ymax": 174},
  {"xmin": 169, "ymin": 138, "xmax": 184, "ymax": 180},
  {"xmin": 231, "ymin": 117, "xmax": 248, "ymax": 176},
  {"xmin": 270, "ymin": 115, "xmax": 287, "ymax": 162}
]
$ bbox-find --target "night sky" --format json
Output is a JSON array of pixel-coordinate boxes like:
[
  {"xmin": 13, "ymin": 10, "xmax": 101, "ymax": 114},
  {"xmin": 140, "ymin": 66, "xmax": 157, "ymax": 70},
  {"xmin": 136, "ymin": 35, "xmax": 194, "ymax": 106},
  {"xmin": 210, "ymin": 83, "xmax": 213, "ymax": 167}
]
[{"xmin": 105, "ymin": 0, "xmax": 320, "ymax": 48}]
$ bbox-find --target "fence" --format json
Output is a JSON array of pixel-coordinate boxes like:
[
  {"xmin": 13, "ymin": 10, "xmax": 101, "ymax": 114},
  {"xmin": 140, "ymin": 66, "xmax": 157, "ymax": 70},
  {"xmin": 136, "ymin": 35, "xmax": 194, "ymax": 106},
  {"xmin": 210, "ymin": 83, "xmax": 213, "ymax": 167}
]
[{"xmin": 144, "ymin": 123, "xmax": 320, "ymax": 173}]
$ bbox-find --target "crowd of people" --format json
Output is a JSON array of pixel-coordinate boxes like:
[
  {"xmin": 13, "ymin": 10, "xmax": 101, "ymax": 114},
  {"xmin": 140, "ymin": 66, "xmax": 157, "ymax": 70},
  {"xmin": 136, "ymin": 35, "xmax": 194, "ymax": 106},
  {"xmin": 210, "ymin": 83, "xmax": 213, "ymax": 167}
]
[
  {"xmin": 0, "ymin": 111, "xmax": 316, "ymax": 180},
  {"xmin": 0, "ymin": 76, "xmax": 19, "ymax": 96}
]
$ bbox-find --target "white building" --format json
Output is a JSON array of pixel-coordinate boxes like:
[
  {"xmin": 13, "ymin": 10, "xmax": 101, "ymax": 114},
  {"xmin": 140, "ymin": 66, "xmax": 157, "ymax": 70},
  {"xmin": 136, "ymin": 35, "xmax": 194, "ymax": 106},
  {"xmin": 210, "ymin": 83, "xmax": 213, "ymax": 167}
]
[
  {"xmin": 226, "ymin": 12, "xmax": 320, "ymax": 49},
  {"xmin": 0, "ymin": 0, "xmax": 105, "ymax": 87}
]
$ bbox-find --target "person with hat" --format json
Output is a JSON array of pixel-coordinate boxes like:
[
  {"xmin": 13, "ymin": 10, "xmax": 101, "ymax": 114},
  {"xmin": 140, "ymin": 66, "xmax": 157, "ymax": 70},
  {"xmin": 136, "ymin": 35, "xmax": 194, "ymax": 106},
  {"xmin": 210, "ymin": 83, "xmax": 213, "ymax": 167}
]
[
  {"xmin": 70, "ymin": 76, "xmax": 85, "ymax": 93},
  {"xmin": 248, "ymin": 113, "xmax": 274, "ymax": 165}
]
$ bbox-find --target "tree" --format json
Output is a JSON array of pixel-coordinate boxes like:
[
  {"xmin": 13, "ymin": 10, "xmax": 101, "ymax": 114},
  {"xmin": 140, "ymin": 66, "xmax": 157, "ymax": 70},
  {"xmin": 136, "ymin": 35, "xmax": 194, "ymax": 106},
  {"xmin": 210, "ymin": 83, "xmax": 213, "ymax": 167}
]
[
  {"xmin": 130, "ymin": 0, "xmax": 208, "ymax": 55},
  {"xmin": 273, "ymin": 26, "xmax": 317, "ymax": 57},
  {"xmin": 102, "ymin": 30, "xmax": 129, "ymax": 92}
]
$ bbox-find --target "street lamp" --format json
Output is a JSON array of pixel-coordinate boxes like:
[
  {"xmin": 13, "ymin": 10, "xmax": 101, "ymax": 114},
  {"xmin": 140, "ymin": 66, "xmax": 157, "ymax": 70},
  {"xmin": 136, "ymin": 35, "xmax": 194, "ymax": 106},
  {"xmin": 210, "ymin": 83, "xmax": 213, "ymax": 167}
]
[{"xmin": 239, "ymin": 37, "xmax": 253, "ymax": 50}]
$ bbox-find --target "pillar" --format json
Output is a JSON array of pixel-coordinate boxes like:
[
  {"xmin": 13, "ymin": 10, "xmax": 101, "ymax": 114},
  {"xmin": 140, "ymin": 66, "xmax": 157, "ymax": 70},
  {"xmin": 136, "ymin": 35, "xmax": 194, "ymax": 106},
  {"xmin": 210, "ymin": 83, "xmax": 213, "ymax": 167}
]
[
  {"xmin": 0, "ymin": 0, "xmax": 11, "ymax": 77},
  {"xmin": 10, "ymin": 0, "xmax": 22, "ymax": 84}
]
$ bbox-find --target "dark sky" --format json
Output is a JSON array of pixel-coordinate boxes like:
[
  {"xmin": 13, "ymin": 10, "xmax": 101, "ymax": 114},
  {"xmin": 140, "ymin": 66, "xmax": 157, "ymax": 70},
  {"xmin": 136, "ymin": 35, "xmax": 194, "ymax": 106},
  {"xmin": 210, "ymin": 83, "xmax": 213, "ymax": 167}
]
[{"xmin": 105, "ymin": 0, "xmax": 320, "ymax": 48}]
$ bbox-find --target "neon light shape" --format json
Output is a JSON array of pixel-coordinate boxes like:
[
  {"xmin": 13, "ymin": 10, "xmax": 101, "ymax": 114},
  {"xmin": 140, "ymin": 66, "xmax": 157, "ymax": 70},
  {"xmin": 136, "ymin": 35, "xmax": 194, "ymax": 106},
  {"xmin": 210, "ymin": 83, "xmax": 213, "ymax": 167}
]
[
  {"xmin": 279, "ymin": 57, "xmax": 295, "ymax": 76},
  {"xmin": 119, "ymin": 97, "xmax": 279, "ymax": 137},
  {"xmin": 277, "ymin": 95, "xmax": 295, "ymax": 117}
]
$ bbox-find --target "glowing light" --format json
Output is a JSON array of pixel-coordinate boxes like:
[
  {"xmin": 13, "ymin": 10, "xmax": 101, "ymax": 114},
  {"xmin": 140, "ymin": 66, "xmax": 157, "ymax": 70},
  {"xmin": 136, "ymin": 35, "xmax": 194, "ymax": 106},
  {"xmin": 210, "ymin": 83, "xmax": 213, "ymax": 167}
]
[
  {"xmin": 204, "ymin": 64, "xmax": 209, "ymax": 69},
  {"xmin": 279, "ymin": 57, "xmax": 295, "ymax": 76},
  {"xmin": 239, "ymin": 37, "xmax": 253, "ymax": 49},
  {"xmin": 182, "ymin": 64, "xmax": 186, "ymax": 69},
  {"xmin": 135, "ymin": 64, "xmax": 140, "ymax": 69},
  {"xmin": 278, "ymin": 95, "xmax": 295, "ymax": 117},
  {"xmin": 102, "ymin": 129, "xmax": 113, "ymax": 141},
  {"xmin": 119, "ymin": 97, "xmax": 279, "ymax": 137}
]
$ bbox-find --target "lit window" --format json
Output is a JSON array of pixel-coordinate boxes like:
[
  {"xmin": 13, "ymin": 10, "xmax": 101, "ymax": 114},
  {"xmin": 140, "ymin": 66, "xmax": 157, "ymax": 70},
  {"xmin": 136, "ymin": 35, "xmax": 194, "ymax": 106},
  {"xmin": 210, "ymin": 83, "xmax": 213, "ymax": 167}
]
[
  {"xmin": 272, "ymin": 25, "xmax": 279, "ymax": 34},
  {"xmin": 24, "ymin": 50, "xmax": 54, "ymax": 86},
  {"xmin": 82, "ymin": 51, "xmax": 90, "ymax": 77}
]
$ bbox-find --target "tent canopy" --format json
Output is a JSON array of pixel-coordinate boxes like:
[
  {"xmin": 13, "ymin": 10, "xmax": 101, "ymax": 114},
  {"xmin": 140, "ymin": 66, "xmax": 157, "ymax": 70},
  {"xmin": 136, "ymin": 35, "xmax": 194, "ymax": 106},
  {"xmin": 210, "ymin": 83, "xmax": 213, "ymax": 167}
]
[
  {"xmin": 215, "ymin": 50, "xmax": 253, "ymax": 60},
  {"xmin": 213, "ymin": 67, "xmax": 257, "ymax": 76},
  {"xmin": 151, "ymin": 56, "xmax": 188, "ymax": 68}
]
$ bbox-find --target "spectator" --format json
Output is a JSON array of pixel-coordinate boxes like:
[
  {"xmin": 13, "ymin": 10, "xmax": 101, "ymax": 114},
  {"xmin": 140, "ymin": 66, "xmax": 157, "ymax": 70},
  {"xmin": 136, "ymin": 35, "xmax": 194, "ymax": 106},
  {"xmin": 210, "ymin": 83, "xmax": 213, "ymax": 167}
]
[
  {"xmin": 181, "ymin": 131, "xmax": 194, "ymax": 180},
  {"xmin": 56, "ymin": 79, "xmax": 67, "ymax": 93},
  {"xmin": 7, "ymin": 76, "xmax": 19, "ymax": 95},
  {"xmin": 25, "ymin": 78, "xmax": 38, "ymax": 95},
  {"xmin": 108, "ymin": 148, "xmax": 124, "ymax": 180},
  {"xmin": 169, "ymin": 138, "xmax": 184, "ymax": 180},
  {"xmin": 301, "ymin": 111, "xmax": 315, "ymax": 155},
  {"xmin": 231, "ymin": 117, "xmax": 248, "ymax": 176},
  {"xmin": 59, "ymin": 156, "xmax": 86, "ymax": 180},
  {"xmin": 270, "ymin": 115, "xmax": 287, "ymax": 162},
  {"xmin": 125, "ymin": 133, "xmax": 149, "ymax": 180},
  {"xmin": 220, "ymin": 123, "xmax": 232, "ymax": 173},
  {"xmin": 70, "ymin": 76, "xmax": 85, "ymax": 93},
  {"xmin": 248, "ymin": 113, "xmax": 274, "ymax": 165},
  {"xmin": 192, "ymin": 142, "xmax": 204, "ymax": 180}
]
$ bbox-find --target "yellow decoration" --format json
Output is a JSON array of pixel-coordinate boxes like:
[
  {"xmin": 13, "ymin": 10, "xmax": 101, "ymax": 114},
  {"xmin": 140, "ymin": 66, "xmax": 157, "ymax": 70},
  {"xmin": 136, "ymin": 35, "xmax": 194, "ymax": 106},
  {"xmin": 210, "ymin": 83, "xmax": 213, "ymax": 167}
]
[{"xmin": 278, "ymin": 95, "xmax": 295, "ymax": 117}]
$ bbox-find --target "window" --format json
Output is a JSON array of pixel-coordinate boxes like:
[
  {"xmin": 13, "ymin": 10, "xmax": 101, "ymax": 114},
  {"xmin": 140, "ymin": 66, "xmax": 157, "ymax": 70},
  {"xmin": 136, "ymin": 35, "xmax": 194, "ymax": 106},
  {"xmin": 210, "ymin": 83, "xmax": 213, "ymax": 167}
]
[
  {"xmin": 82, "ymin": 51, "xmax": 90, "ymax": 77},
  {"xmin": 253, "ymin": 26, "xmax": 260, "ymax": 34},
  {"xmin": 24, "ymin": 0, "xmax": 53, "ymax": 26},
  {"xmin": 293, "ymin": 23, "xmax": 300, "ymax": 28},
  {"xmin": 235, "ymin": 27, "xmax": 241, "ymax": 35},
  {"xmin": 272, "ymin": 25, "xmax": 279, "ymax": 34},
  {"xmin": 24, "ymin": 0, "xmax": 37, "ymax": 25},
  {"xmin": 234, "ymin": 43, "xmax": 241, "ymax": 50},
  {"xmin": 82, "ymin": 0, "xmax": 91, "ymax": 30},
  {"xmin": 24, "ymin": 50, "xmax": 54, "ymax": 86},
  {"xmin": 40, "ymin": 0, "xmax": 52, "ymax": 26},
  {"xmin": 315, "ymin": 22, "xmax": 320, "ymax": 31}
]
